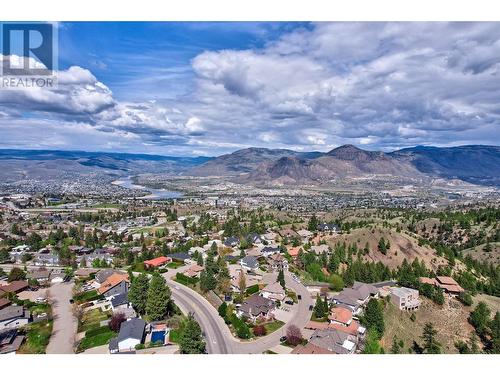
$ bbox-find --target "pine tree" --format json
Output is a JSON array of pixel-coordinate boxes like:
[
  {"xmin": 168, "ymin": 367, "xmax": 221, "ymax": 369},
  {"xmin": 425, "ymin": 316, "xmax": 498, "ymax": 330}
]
[
  {"xmin": 146, "ymin": 272, "xmax": 171, "ymax": 320},
  {"xmin": 390, "ymin": 336, "xmax": 401, "ymax": 354},
  {"xmin": 129, "ymin": 273, "xmax": 149, "ymax": 315},
  {"xmin": 313, "ymin": 295, "xmax": 326, "ymax": 319},
  {"xmin": 362, "ymin": 299, "xmax": 385, "ymax": 338},
  {"xmin": 179, "ymin": 313, "xmax": 206, "ymax": 354},
  {"xmin": 421, "ymin": 322, "xmax": 441, "ymax": 354},
  {"xmin": 277, "ymin": 269, "xmax": 286, "ymax": 289}
]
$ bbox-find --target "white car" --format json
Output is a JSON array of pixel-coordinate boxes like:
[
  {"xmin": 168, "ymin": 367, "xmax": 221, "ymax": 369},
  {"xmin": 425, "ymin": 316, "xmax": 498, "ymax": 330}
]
[{"xmin": 35, "ymin": 297, "xmax": 47, "ymax": 303}]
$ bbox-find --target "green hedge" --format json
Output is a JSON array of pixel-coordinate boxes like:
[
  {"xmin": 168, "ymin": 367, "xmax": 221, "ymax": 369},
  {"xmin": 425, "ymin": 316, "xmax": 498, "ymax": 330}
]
[
  {"xmin": 175, "ymin": 273, "xmax": 198, "ymax": 286},
  {"xmin": 74, "ymin": 290, "xmax": 99, "ymax": 303},
  {"xmin": 245, "ymin": 284, "xmax": 259, "ymax": 295}
]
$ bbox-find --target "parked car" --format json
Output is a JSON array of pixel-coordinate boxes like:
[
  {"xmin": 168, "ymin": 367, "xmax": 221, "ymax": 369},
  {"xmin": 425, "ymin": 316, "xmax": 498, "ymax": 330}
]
[
  {"xmin": 69, "ymin": 298, "xmax": 74, "ymax": 304},
  {"xmin": 308, "ymin": 305, "xmax": 313, "ymax": 311},
  {"xmin": 297, "ymin": 294, "xmax": 302, "ymax": 300},
  {"xmin": 280, "ymin": 336, "xmax": 287, "ymax": 342},
  {"xmin": 285, "ymin": 300, "xmax": 293, "ymax": 305},
  {"xmin": 35, "ymin": 297, "xmax": 47, "ymax": 303}
]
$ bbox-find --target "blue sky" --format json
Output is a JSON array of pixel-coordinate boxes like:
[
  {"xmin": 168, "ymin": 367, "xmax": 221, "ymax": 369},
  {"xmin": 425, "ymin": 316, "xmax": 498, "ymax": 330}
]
[{"xmin": 0, "ymin": 22, "xmax": 499, "ymax": 156}]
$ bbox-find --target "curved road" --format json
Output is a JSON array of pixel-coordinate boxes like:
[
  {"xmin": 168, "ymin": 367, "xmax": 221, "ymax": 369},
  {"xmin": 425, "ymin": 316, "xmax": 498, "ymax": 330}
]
[{"xmin": 163, "ymin": 268, "xmax": 313, "ymax": 354}]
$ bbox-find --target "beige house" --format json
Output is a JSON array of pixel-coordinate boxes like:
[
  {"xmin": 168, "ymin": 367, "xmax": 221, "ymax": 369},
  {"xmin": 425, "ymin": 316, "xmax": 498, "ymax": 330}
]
[
  {"xmin": 390, "ymin": 287, "xmax": 421, "ymax": 311},
  {"xmin": 261, "ymin": 282, "xmax": 286, "ymax": 302}
]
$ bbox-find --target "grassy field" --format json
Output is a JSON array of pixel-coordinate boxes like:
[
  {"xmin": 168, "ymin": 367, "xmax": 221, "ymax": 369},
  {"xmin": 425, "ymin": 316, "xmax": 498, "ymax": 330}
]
[
  {"xmin": 18, "ymin": 321, "xmax": 53, "ymax": 354},
  {"xmin": 381, "ymin": 296, "xmax": 476, "ymax": 353},
  {"xmin": 472, "ymin": 294, "xmax": 500, "ymax": 314}
]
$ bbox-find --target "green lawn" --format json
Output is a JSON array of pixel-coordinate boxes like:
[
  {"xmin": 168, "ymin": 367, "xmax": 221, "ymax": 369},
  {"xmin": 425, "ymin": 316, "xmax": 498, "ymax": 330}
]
[
  {"xmin": 77, "ymin": 327, "xmax": 117, "ymax": 352},
  {"xmin": 78, "ymin": 308, "xmax": 110, "ymax": 332},
  {"xmin": 168, "ymin": 329, "xmax": 182, "ymax": 343},
  {"xmin": 30, "ymin": 303, "xmax": 51, "ymax": 317},
  {"xmin": 166, "ymin": 262, "xmax": 184, "ymax": 269},
  {"xmin": 18, "ymin": 321, "xmax": 53, "ymax": 354},
  {"xmin": 263, "ymin": 320, "xmax": 285, "ymax": 334}
]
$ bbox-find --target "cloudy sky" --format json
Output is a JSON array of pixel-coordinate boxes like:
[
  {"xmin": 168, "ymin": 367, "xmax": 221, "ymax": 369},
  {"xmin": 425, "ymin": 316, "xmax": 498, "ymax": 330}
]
[{"xmin": 1, "ymin": 22, "xmax": 499, "ymax": 156}]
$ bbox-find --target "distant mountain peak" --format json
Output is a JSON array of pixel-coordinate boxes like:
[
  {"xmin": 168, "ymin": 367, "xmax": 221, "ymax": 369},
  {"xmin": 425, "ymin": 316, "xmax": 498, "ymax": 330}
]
[{"xmin": 327, "ymin": 144, "xmax": 384, "ymax": 161}]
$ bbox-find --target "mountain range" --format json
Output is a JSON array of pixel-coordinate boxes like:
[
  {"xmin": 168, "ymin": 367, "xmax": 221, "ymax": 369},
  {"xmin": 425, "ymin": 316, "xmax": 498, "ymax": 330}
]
[
  {"xmin": 0, "ymin": 145, "xmax": 499, "ymax": 187},
  {"xmin": 190, "ymin": 144, "xmax": 500, "ymax": 186}
]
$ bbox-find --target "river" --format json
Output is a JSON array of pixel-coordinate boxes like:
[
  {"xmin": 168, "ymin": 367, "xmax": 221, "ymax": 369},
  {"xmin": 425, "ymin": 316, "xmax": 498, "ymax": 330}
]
[{"xmin": 112, "ymin": 176, "xmax": 183, "ymax": 200}]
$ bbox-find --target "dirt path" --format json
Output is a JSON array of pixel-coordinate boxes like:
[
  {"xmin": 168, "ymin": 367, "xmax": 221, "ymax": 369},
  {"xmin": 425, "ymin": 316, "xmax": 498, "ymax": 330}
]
[{"xmin": 46, "ymin": 282, "xmax": 77, "ymax": 354}]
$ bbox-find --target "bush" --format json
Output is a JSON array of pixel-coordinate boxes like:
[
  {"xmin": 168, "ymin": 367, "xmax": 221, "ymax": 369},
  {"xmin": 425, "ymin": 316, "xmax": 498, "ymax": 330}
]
[
  {"xmin": 108, "ymin": 313, "xmax": 126, "ymax": 332},
  {"xmin": 135, "ymin": 343, "xmax": 146, "ymax": 350},
  {"xmin": 230, "ymin": 314, "xmax": 251, "ymax": 339},
  {"xmin": 458, "ymin": 292, "xmax": 473, "ymax": 306},
  {"xmin": 218, "ymin": 302, "xmax": 227, "ymax": 318},
  {"xmin": 253, "ymin": 325, "xmax": 267, "ymax": 336},
  {"xmin": 286, "ymin": 324, "xmax": 302, "ymax": 346}
]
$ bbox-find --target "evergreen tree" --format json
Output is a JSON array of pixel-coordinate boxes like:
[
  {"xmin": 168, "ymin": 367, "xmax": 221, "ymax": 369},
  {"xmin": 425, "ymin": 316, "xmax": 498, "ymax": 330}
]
[
  {"xmin": 146, "ymin": 272, "xmax": 171, "ymax": 320},
  {"xmin": 277, "ymin": 269, "xmax": 286, "ymax": 289},
  {"xmin": 390, "ymin": 336, "xmax": 401, "ymax": 354},
  {"xmin": 313, "ymin": 295, "xmax": 326, "ymax": 319},
  {"xmin": 421, "ymin": 322, "xmax": 441, "ymax": 354},
  {"xmin": 128, "ymin": 273, "xmax": 149, "ymax": 315},
  {"xmin": 179, "ymin": 313, "xmax": 206, "ymax": 354},
  {"xmin": 362, "ymin": 299, "xmax": 385, "ymax": 338}
]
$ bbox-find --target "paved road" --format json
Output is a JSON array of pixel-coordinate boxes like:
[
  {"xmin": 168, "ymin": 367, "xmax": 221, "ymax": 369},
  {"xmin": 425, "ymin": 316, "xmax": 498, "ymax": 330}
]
[
  {"xmin": 46, "ymin": 281, "xmax": 77, "ymax": 354},
  {"xmin": 163, "ymin": 268, "xmax": 313, "ymax": 354}
]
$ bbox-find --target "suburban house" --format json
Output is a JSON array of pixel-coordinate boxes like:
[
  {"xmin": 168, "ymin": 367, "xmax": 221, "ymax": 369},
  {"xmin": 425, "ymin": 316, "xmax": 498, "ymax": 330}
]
[
  {"xmin": 169, "ymin": 252, "xmax": 192, "ymax": 264},
  {"xmin": 144, "ymin": 256, "xmax": 172, "ymax": 269},
  {"xmin": 111, "ymin": 293, "xmax": 130, "ymax": 311},
  {"xmin": 240, "ymin": 255, "xmax": 259, "ymax": 272},
  {"xmin": 261, "ymin": 282, "xmax": 286, "ymax": 302},
  {"xmin": 261, "ymin": 246, "xmax": 281, "ymax": 257},
  {"xmin": 94, "ymin": 269, "xmax": 126, "ymax": 286},
  {"xmin": 267, "ymin": 253, "xmax": 289, "ymax": 272},
  {"xmin": 309, "ymin": 328, "xmax": 358, "ymax": 354},
  {"xmin": 246, "ymin": 233, "xmax": 262, "ymax": 245},
  {"xmin": 0, "ymin": 328, "xmax": 25, "ymax": 354},
  {"xmin": 278, "ymin": 228, "xmax": 298, "ymax": 240},
  {"xmin": 436, "ymin": 276, "xmax": 465, "ymax": 295},
  {"xmin": 98, "ymin": 273, "xmax": 130, "ymax": 299},
  {"xmin": 0, "ymin": 306, "xmax": 30, "ymax": 330},
  {"xmin": 34, "ymin": 251, "xmax": 60, "ymax": 266},
  {"xmin": 238, "ymin": 294, "xmax": 275, "ymax": 322},
  {"xmin": 27, "ymin": 269, "xmax": 52, "ymax": 285},
  {"xmin": 287, "ymin": 246, "xmax": 302, "ymax": 258},
  {"xmin": 0, "ymin": 280, "xmax": 29, "ymax": 296},
  {"xmin": 291, "ymin": 342, "xmax": 332, "ymax": 354},
  {"xmin": 0, "ymin": 298, "xmax": 11, "ymax": 310},
  {"xmin": 224, "ymin": 236, "xmax": 240, "ymax": 248},
  {"xmin": 182, "ymin": 264, "xmax": 204, "ymax": 278},
  {"xmin": 328, "ymin": 306, "xmax": 366, "ymax": 338},
  {"xmin": 390, "ymin": 287, "xmax": 421, "ymax": 311},
  {"xmin": 419, "ymin": 275, "xmax": 465, "ymax": 295},
  {"xmin": 310, "ymin": 244, "xmax": 330, "ymax": 255},
  {"xmin": 332, "ymin": 281, "xmax": 379, "ymax": 315},
  {"xmin": 317, "ymin": 223, "xmax": 341, "ymax": 233},
  {"xmin": 109, "ymin": 318, "xmax": 146, "ymax": 353}
]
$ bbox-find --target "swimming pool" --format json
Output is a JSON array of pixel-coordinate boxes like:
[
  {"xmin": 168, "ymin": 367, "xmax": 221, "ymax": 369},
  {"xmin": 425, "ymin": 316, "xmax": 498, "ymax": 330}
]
[{"xmin": 151, "ymin": 330, "xmax": 166, "ymax": 344}]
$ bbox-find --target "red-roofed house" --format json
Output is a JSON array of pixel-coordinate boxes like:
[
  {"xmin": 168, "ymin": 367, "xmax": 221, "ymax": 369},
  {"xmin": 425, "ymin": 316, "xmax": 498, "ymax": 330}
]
[{"xmin": 144, "ymin": 256, "xmax": 172, "ymax": 269}]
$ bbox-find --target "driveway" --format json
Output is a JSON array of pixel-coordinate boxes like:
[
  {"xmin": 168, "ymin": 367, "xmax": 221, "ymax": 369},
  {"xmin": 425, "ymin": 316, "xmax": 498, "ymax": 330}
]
[{"xmin": 46, "ymin": 281, "xmax": 77, "ymax": 354}]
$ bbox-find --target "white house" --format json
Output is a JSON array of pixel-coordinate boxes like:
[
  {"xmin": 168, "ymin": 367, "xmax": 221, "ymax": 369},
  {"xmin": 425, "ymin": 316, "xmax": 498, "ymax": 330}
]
[
  {"xmin": 0, "ymin": 306, "xmax": 30, "ymax": 330},
  {"xmin": 109, "ymin": 318, "xmax": 146, "ymax": 353}
]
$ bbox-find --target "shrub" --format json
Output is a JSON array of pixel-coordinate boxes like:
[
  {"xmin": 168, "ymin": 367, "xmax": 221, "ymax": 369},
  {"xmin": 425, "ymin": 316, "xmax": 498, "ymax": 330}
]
[
  {"xmin": 218, "ymin": 302, "xmax": 227, "ymax": 318},
  {"xmin": 286, "ymin": 324, "xmax": 302, "ymax": 346},
  {"xmin": 253, "ymin": 325, "xmax": 267, "ymax": 337},
  {"xmin": 230, "ymin": 314, "xmax": 251, "ymax": 339},
  {"xmin": 108, "ymin": 313, "xmax": 126, "ymax": 332},
  {"xmin": 458, "ymin": 292, "xmax": 473, "ymax": 306}
]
